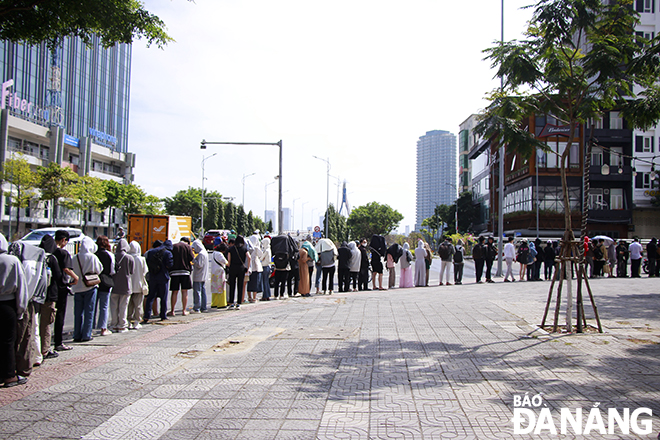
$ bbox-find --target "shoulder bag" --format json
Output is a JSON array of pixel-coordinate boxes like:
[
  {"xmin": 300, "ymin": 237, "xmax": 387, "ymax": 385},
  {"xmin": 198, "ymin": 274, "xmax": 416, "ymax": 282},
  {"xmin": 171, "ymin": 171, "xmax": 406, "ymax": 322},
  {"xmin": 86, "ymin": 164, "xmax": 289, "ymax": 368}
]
[{"xmin": 77, "ymin": 255, "xmax": 101, "ymax": 288}]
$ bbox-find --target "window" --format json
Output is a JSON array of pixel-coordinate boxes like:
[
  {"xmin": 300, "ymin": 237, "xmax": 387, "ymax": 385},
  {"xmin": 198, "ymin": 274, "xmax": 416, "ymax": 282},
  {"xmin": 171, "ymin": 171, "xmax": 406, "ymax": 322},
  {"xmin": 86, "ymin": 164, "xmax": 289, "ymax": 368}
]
[
  {"xmin": 635, "ymin": 135, "xmax": 655, "ymax": 153},
  {"xmin": 591, "ymin": 147, "xmax": 603, "ymax": 166},
  {"xmin": 537, "ymin": 148, "xmax": 547, "ymax": 168},
  {"xmin": 636, "ymin": 0, "xmax": 655, "ymax": 13},
  {"xmin": 611, "ymin": 188, "xmax": 624, "ymax": 210},
  {"xmin": 588, "ymin": 189, "xmax": 604, "ymax": 210},
  {"xmin": 609, "ymin": 147, "xmax": 623, "ymax": 167},
  {"xmin": 69, "ymin": 154, "xmax": 79, "ymax": 165},
  {"xmin": 589, "ymin": 116, "xmax": 603, "ymax": 129},
  {"xmin": 610, "ymin": 112, "xmax": 623, "ymax": 130}
]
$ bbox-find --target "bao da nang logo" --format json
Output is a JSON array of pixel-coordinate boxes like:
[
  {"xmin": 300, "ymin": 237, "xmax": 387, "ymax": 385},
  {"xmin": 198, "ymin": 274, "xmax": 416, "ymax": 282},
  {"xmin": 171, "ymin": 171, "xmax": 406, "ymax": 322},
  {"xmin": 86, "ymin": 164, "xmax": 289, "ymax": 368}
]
[{"xmin": 511, "ymin": 393, "xmax": 653, "ymax": 436}]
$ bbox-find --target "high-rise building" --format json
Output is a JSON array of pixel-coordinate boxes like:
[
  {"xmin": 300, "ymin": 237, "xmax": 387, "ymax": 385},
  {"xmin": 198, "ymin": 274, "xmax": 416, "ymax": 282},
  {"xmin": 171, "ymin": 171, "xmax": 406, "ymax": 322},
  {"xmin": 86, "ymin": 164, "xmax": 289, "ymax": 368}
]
[
  {"xmin": 416, "ymin": 129, "xmax": 456, "ymax": 231},
  {"xmin": 0, "ymin": 36, "xmax": 135, "ymax": 238}
]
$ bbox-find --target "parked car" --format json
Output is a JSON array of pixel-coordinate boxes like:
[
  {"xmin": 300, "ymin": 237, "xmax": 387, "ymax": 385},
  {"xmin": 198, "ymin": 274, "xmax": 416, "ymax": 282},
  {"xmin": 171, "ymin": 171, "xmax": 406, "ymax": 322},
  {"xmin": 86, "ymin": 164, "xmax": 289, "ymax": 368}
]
[
  {"xmin": 18, "ymin": 227, "xmax": 85, "ymax": 254},
  {"xmin": 203, "ymin": 229, "xmax": 229, "ymax": 250}
]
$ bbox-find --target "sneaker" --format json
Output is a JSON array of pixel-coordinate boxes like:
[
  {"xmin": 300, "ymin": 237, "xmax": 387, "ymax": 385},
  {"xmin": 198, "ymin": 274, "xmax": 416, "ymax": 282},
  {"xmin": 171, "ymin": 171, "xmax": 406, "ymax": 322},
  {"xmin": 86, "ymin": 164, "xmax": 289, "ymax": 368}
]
[
  {"xmin": 182, "ymin": 311, "xmax": 190, "ymax": 316},
  {"xmin": 117, "ymin": 328, "xmax": 129, "ymax": 333},
  {"xmin": 133, "ymin": 323, "xmax": 142, "ymax": 330},
  {"xmin": 439, "ymin": 282, "xmax": 444, "ymax": 286},
  {"xmin": 44, "ymin": 351, "xmax": 59, "ymax": 359},
  {"xmin": 236, "ymin": 304, "xmax": 241, "ymax": 310},
  {"xmin": 228, "ymin": 304, "xmax": 235, "ymax": 310},
  {"xmin": 55, "ymin": 345, "xmax": 73, "ymax": 351},
  {"xmin": 100, "ymin": 329, "xmax": 112, "ymax": 336},
  {"xmin": 190, "ymin": 310, "xmax": 201, "ymax": 314}
]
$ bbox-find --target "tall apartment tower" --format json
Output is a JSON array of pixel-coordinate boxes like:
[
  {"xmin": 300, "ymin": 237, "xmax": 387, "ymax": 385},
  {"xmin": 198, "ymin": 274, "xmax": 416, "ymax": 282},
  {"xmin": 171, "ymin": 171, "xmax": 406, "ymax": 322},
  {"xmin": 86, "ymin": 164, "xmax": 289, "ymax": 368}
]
[{"xmin": 415, "ymin": 129, "xmax": 457, "ymax": 231}]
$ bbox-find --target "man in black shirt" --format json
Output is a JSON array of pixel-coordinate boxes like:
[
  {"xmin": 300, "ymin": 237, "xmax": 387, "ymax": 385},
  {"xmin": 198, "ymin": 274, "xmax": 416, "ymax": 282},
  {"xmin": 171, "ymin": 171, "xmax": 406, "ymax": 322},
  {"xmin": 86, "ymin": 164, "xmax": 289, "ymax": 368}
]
[{"xmin": 53, "ymin": 230, "xmax": 79, "ymax": 351}]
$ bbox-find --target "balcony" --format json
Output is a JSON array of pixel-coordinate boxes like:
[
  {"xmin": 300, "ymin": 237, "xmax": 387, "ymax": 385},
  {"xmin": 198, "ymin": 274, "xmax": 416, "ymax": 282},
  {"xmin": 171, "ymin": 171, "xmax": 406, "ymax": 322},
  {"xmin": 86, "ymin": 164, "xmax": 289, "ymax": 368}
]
[
  {"xmin": 592, "ymin": 128, "xmax": 632, "ymax": 145},
  {"xmin": 589, "ymin": 165, "xmax": 632, "ymax": 181}
]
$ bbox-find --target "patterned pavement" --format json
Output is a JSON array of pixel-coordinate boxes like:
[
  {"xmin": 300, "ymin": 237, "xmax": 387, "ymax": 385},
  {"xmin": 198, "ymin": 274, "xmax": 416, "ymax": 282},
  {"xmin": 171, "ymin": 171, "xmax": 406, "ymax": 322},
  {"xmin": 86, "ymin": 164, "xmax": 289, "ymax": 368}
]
[{"xmin": 1, "ymin": 268, "xmax": 659, "ymax": 439}]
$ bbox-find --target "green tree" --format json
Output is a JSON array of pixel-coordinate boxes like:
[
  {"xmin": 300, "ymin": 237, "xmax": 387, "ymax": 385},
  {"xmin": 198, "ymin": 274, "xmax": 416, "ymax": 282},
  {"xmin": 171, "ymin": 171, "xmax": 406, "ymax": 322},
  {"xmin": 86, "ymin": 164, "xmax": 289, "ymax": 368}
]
[
  {"xmin": 347, "ymin": 202, "xmax": 403, "ymax": 240},
  {"xmin": 323, "ymin": 204, "xmax": 348, "ymax": 243},
  {"xmin": 1, "ymin": 155, "xmax": 37, "ymax": 235},
  {"xmin": 68, "ymin": 175, "xmax": 105, "ymax": 228},
  {"xmin": 36, "ymin": 162, "xmax": 78, "ymax": 226},
  {"xmin": 421, "ymin": 209, "xmax": 443, "ymax": 250},
  {"xmin": 0, "ymin": 0, "xmax": 177, "ymax": 48},
  {"xmin": 476, "ymin": 0, "xmax": 660, "ymax": 242},
  {"xmin": 236, "ymin": 205, "xmax": 247, "ymax": 236},
  {"xmin": 246, "ymin": 211, "xmax": 255, "ymax": 235},
  {"xmin": 224, "ymin": 202, "xmax": 236, "ymax": 231},
  {"xmin": 266, "ymin": 219, "xmax": 273, "ymax": 233},
  {"xmin": 163, "ymin": 187, "xmax": 202, "ymax": 229},
  {"xmin": 143, "ymin": 195, "xmax": 163, "ymax": 215}
]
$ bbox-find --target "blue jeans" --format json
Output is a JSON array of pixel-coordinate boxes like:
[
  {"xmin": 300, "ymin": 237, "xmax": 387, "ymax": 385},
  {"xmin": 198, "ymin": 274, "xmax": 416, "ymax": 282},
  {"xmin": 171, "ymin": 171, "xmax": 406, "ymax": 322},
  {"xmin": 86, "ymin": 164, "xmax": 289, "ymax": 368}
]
[
  {"xmin": 261, "ymin": 265, "xmax": 271, "ymax": 300},
  {"xmin": 94, "ymin": 289, "xmax": 111, "ymax": 329},
  {"xmin": 144, "ymin": 281, "xmax": 168, "ymax": 321},
  {"xmin": 74, "ymin": 288, "xmax": 97, "ymax": 341},
  {"xmin": 192, "ymin": 281, "xmax": 207, "ymax": 312}
]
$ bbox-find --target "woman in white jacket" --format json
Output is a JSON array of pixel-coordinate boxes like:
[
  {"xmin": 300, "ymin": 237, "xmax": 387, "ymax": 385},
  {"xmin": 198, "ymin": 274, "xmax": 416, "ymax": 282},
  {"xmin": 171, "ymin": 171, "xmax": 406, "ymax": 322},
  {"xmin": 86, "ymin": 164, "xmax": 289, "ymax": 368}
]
[
  {"xmin": 127, "ymin": 241, "xmax": 148, "ymax": 329},
  {"xmin": 71, "ymin": 237, "xmax": 103, "ymax": 342},
  {"xmin": 191, "ymin": 239, "xmax": 209, "ymax": 312},
  {"xmin": 246, "ymin": 235, "xmax": 263, "ymax": 303}
]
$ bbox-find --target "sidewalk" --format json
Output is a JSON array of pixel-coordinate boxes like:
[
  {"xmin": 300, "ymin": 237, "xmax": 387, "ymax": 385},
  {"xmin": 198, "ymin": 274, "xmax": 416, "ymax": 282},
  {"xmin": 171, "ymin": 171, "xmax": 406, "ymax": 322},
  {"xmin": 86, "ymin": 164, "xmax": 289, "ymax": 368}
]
[{"xmin": 1, "ymin": 275, "xmax": 658, "ymax": 439}]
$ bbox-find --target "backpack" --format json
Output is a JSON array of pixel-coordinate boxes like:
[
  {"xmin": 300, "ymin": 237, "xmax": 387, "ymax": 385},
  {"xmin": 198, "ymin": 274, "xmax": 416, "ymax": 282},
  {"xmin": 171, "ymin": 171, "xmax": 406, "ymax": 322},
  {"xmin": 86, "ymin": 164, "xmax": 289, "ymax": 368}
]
[
  {"xmin": 273, "ymin": 252, "xmax": 289, "ymax": 269},
  {"xmin": 8, "ymin": 242, "xmax": 49, "ymax": 303},
  {"xmin": 439, "ymin": 243, "xmax": 451, "ymax": 260},
  {"xmin": 147, "ymin": 249, "xmax": 164, "ymax": 275},
  {"xmin": 406, "ymin": 250, "xmax": 412, "ymax": 263},
  {"xmin": 593, "ymin": 246, "xmax": 603, "ymax": 260},
  {"xmin": 453, "ymin": 246, "xmax": 464, "ymax": 263}
]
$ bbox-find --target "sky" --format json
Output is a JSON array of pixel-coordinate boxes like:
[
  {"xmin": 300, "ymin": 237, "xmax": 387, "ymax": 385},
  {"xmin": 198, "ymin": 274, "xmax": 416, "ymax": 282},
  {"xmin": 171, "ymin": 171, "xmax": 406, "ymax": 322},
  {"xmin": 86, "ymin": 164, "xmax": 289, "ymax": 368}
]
[{"xmin": 129, "ymin": 0, "xmax": 535, "ymax": 233}]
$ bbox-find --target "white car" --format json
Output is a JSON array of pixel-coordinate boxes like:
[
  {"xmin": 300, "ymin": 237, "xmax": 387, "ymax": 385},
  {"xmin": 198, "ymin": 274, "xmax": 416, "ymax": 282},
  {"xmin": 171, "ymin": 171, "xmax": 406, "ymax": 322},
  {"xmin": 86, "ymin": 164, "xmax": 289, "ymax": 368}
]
[{"xmin": 18, "ymin": 227, "xmax": 86, "ymax": 254}]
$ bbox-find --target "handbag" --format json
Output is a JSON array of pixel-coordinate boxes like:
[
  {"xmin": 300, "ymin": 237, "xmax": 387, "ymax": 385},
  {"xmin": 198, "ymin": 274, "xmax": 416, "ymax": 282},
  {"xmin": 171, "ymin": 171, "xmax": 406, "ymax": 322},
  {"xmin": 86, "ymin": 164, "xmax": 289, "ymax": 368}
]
[{"xmin": 77, "ymin": 255, "xmax": 101, "ymax": 287}]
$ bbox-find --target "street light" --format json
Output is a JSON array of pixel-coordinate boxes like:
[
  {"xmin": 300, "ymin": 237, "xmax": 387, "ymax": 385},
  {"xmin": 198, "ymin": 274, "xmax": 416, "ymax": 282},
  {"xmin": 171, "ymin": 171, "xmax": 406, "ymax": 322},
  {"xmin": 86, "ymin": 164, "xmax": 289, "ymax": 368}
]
[
  {"xmin": 201, "ymin": 139, "xmax": 284, "ymax": 234},
  {"xmin": 200, "ymin": 153, "xmax": 217, "ymax": 237},
  {"xmin": 313, "ymin": 155, "xmax": 330, "ymax": 238},
  {"xmin": 242, "ymin": 173, "xmax": 256, "ymax": 207}
]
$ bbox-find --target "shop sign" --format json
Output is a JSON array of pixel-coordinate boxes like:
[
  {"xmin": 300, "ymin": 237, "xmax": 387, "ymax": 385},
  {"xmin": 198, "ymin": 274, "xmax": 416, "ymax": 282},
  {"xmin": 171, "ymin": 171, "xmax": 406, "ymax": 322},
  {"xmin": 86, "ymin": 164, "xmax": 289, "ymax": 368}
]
[
  {"xmin": 88, "ymin": 127, "xmax": 117, "ymax": 146},
  {"xmin": 538, "ymin": 123, "xmax": 579, "ymax": 138},
  {"xmin": 64, "ymin": 134, "xmax": 80, "ymax": 147},
  {"xmin": 1, "ymin": 79, "xmax": 61, "ymax": 126}
]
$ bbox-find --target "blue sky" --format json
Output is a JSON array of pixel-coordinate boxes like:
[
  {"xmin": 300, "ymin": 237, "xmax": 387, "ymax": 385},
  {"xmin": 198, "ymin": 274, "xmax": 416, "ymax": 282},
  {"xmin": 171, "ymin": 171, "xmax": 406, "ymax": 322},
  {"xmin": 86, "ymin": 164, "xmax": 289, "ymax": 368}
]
[{"xmin": 129, "ymin": 0, "xmax": 534, "ymax": 232}]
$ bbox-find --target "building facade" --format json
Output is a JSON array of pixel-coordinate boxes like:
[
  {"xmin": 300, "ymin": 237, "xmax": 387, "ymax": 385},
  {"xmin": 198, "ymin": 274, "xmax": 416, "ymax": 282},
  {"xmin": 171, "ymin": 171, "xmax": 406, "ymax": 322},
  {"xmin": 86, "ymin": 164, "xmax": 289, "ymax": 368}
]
[
  {"xmin": 458, "ymin": 115, "xmax": 480, "ymax": 194},
  {"xmin": 415, "ymin": 129, "xmax": 456, "ymax": 231},
  {"xmin": 0, "ymin": 36, "xmax": 134, "ymax": 239}
]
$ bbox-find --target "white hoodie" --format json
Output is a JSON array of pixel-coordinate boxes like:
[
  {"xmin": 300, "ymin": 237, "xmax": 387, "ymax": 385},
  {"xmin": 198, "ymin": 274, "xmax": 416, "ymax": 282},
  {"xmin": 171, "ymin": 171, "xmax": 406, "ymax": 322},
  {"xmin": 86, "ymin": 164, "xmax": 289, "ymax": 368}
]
[
  {"xmin": 71, "ymin": 236, "xmax": 104, "ymax": 293},
  {"xmin": 192, "ymin": 239, "xmax": 209, "ymax": 282},
  {"xmin": 0, "ymin": 233, "xmax": 28, "ymax": 318},
  {"xmin": 348, "ymin": 241, "xmax": 361, "ymax": 272},
  {"xmin": 128, "ymin": 241, "xmax": 148, "ymax": 294}
]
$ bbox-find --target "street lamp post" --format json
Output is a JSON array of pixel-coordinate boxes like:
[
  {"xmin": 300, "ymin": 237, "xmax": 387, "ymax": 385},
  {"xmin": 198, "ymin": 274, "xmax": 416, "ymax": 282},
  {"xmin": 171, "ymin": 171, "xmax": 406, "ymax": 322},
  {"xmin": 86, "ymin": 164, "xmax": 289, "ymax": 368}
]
[
  {"xmin": 201, "ymin": 140, "xmax": 284, "ymax": 234},
  {"xmin": 200, "ymin": 153, "xmax": 217, "ymax": 237},
  {"xmin": 496, "ymin": 0, "xmax": 505, "ymax": 277},
  {"xmin": 313, "ymin": 155, "xmax": 330, "ymax": 238},
  {"xmin": 242, "ymin": 173, "xmax": 256, "ymax": 207}
]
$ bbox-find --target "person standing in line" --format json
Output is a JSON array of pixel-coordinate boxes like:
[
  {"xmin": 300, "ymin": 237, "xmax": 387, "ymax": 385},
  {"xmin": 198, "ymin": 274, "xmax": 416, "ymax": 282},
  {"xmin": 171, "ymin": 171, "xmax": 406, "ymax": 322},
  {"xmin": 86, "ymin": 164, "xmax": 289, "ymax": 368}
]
[
  {"xmin": 109, "ymin": 239, "xmax": 134, "ymax": 333},
  {"xmin": 543, "ymin": 240, "xmax": 555, "ymax": 281},
  {"xmin": 127, "ymin": 241, "xmax": 148, "ymax": 329},
  {"xmin": 245, "ymin": 235, "xmax": 262, "ymax": 303},
  {"xmin": 517, "ymin": 239, "xmax": 530, "ymax": 281},
  {"xmin": 298, "ymin": 244, "xmax": 311, "ymax": 297},
  {"xmin": 358, "ymin": 239, "xmax": 370, "ymax": 291},
  {"xmin": 38, "ymin": 235, "xmax": 63, "ymax": 360},
  {"xmin": 526, "ymin": 240, "xmax": 537, "ymax": 281},
  {"xmin": 453, "ymin": 239, "xmax": 465, "ymax": 285},
  {"xmin": 503, "ymin": 236, "xmax": 516, "ymax": 282},
  {"xmin": 438, "ymin": 237, "xmax": 454, "ymax": 286},
  {"xmin": 584, "ymin": 239, "xmax": 595, "ymax": 278},
  {"xmin": 533, "ymin": 238, "xmax": 544, "ymax": 281},
  {"xmin": 337, "ymin": 242, "xmax": 352, "ymax": 292},
  {"xmin": 607, "ymin": 241, "xmax": 616, "ymax": 278},
  {"xmin": 316, "ymin": 238, "xmax": 337, "ymax": 295},
  {"xmin": 169, "ymin": 237, "xmax": 194, "ymax": 316},
  {"xmin": 473, "ymin": 236, "xmax": 486, "ymax": 283},
  {"xmin": 227, "ymin": 236, "xmax": 250, "ymax": 309},
  {"xmin": 485, "ymin": 236, "xmax": 497, "ymax": 283},
  {"xmin": 647, "ymin": 237, "xmax": 658, "ymax": 277},
  {"xmin": 423, "ymin": 242, "xmax": 433, "ymax": 286},
  {"xmin": 369, "ymin": 236, "xmax": 386, "ymax": 291},
  {"xmin": 95, "ymin": 236, "xmax": 114, "ymax": 337},
  {"xmin": 52, "ymin": 230, "xmax": 78, "ymax": 351},
  {"xmin": 615, "ymin": 240, "xmax": 629, "ymax": 278},
  {"xmin": 0, "ymin": 232, "xmax": 29, "ymax": 387},
  {"xmin": 260, "ymin": 238, "xmax": 272, "ymax": 301},
  {"xmin": 71, "ymin": 237, "xmax": 104, "ymax": 342},
  {"xmin": 629, "ymin": 238, "xmax": 643, "ymax": 278},
  {"xmin": 414, "ymin": 240, "xmax": 427, "ymax": 287},
  {"xmin": 399, "ymin": 242, "xmax": 414, "ymax": 288},
  {"xmin": 210, "ymin": 243, "xmax": 228, "ymax": 306},
  {"xmin": 301, "ymin": 238, "xmax": 317, "ymax": 293},
  {"xmin": 287, "ymin": 241, "xmax": 299, "ymax": 298},
  {"xmin": 191, "ymin": 239, "xmax": 210, "ymax": 311},
  {"xmin": 142, "ymin": 240, "xmax": 174, "ymax": 323},
  {"xmin": 385, "ymin": 243, "xmax": 402, "ymax": 290},
  {"xmin": 348, "ymin": 241, "xmax": 360, "ymax": 292}
]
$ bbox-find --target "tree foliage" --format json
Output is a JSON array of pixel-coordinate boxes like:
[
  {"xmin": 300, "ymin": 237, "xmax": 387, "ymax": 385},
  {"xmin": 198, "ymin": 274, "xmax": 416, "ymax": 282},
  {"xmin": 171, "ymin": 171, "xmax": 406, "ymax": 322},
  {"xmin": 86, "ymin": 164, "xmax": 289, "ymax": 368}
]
[
  {"xmin": 0, "ymin": 0, "xmax": 176, "ymax": 48},
  {"xmin": 347, "ymin": 202, "xmax": 403, "ymax": 240},
  {"xmin": 2, "ymin": 155, "xmax": 37, "ymax": 234},
  {"xmin": 36, "ymin": 162, "xmax": 79, "ymax": 225},
  {"xmin": 475, "ymin": 0, "xmax": 660, "ymax": 235},
  {"xmin": 323, "ymin": 204, "xmax": 348, "ymax": 243}
]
